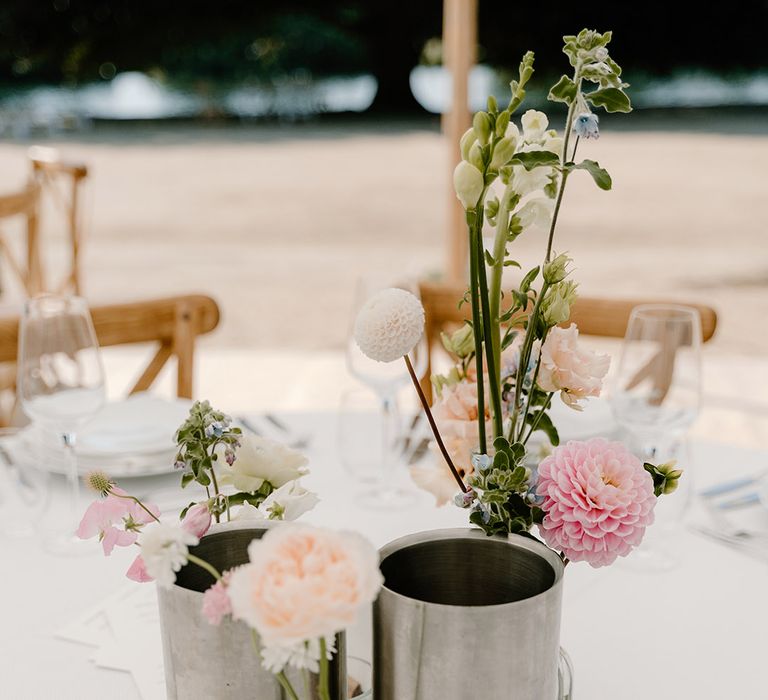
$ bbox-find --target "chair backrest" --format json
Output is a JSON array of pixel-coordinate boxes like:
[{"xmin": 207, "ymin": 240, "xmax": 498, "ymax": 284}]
[
  {"xmin": 419, "ymin": 280, "xmax": 717, "ymax": 401},
  {"xmin": 0, "ymin": 294, "xmax": 220, "ymax": 400},
  {"xmin": 29, "ymin": 146, "xmax": 89, "ymax": 295},
  {"xmin": 0, "ymin": 181, "xmax": 43, "ymax": 295}
]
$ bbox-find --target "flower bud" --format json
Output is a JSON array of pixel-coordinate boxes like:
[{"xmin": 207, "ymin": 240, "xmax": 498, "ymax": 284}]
[
  {"xmin": 644, "ymin": 460, "xmax": 684, "ymax": 497},
  {"xmin": 485, "ymin": 196, "xmax": 499, "ymax": 221},
  {"xmin": 495, "ymin": 110, "xmax": 510, "ymax": 137},
  {"xmin": 453, "ymin": 161, "xmax": 484, "ymax": 209},
  {"xmin": 487, "ymin": 95, "xmax": 498, "ymax": 113},
  {"xmin": 541, "ymin": 281, "xmax": 578, "ymax": 326},
  {"xmin": 181, "ymin": 503, "xmax": 212, "ymax": 538},
  {"xmin": 473, "ymin": 111, "xmax": 492, "ymax": 145},
  {"xmin": 441, "ymin": 324, "xmax": 474, "ymax": 358},
  {"xmin": 543, "ymin": 253, "xmax": 572, "ymax": 284},
  {"xmin": 468, "ymin": 141, "xmax": 484, "ymax": 170},
  {"xmin": 460, "ymin": 127, "xmax": 477, "ymax": 161},
  {"xmin": 490, "ymin": 136, "xmax": 516, "ymax": 169}
]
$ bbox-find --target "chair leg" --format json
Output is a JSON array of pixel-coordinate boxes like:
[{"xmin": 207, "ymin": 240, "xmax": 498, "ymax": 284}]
[{"xmin": 174, "ymin": 301, "xmax": 196, "ymax": 399}]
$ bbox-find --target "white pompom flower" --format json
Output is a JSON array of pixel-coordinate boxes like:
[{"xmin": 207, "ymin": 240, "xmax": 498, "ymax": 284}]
[
  {"xmin": 138, "ymin": 522, "xmax": 199, "ymax": 589},
  {"xmin": 353, "ymin": 288, "xmax": 425, "ymax": 363}
]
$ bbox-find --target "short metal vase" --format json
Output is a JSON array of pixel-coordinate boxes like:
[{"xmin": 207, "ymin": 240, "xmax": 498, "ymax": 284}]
[
  {"xmin": 374, "ymin": 528, "xmax": 571, "ymax": 700},
  {"xmin": 157, "ymin": 524, "xmax": 348, "ymax": 700}
]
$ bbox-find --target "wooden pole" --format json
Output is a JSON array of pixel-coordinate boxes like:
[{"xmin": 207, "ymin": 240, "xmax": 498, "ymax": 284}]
[{"xmin": 442, "ymin": 0, "xmax": 478, "ymax": 283}]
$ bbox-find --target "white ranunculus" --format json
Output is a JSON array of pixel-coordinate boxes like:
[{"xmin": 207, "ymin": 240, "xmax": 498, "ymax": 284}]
[
  {"xmin": 521, "ymin": 109, "xmax": 549, "ymax": 141},
  {"xmin": 138, "ymin": 523, "xmax": 199, "ymax": 589},
  {"xmin": 453, "ymin": 161, "xmax": 484, "ymax": 209},
  {"xmin": 219, "ymin": 433, "xmax": 309, "ymax": 493},
  {"xmin": 516, "ymin": 198, "xmax": 554, "ymax": 232}
]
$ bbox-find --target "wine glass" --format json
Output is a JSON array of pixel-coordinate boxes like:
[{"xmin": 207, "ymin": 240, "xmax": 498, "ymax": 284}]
[
  {"xmin": 345, "ymin": 276, "xmax": 428, "ymax": 509},
  {"xmin": 17, "ymin": 295, "xmax": 106, "ymax": 554},
  {"xmin": 609, "ymin": 304, "xmax": 702, "ymax": 569}
]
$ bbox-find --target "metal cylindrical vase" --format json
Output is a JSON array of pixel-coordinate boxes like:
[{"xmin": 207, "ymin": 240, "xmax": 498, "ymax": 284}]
[
  {"xmin": 158, "ymin": 526, "xmax": 347, "ymax": 700},
  {"xmin": 374, "ymin": 528, "xmax": 564, "ymax": 700}
]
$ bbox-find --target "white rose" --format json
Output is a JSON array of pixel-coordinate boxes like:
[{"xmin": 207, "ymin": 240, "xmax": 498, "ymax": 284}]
[
  {"xmin": 219, "ymin": 433, "xmax": 309, "ymax": 492},
  {"xmin": 521, "ymin": 109, "xmax": 549, "ymax": 141}
]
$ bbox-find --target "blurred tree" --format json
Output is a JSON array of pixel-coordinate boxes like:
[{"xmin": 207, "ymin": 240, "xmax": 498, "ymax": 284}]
[{"xmin": 1, "ymin": 0, "xmax": 767, "ymax": 112}]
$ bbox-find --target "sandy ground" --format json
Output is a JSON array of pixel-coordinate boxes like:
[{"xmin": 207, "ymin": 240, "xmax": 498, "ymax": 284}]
[{"xmin": 0, "ymin": 120, "xmax": 766, "ymax": 446}]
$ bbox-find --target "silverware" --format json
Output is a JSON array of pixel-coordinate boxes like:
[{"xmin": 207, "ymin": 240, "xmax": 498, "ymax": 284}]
[
  {"xmin": 690, "ymin": 525, "xmax": 768, "ymax": 562},
  {"xmin": 237, "ymin": 415, "xmax": 309, "ymax": 450},
  {"xmin": 700, "ymin": 471, "xmax": 767, "ymax": 499}
]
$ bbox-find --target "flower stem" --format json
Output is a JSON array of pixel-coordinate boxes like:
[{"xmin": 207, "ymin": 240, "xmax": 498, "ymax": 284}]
[
  {"xmin": 318, "ymin": 637, "xmax": 331, "ymax": 700},
  {"xmin": 467, "ymin": 210, "xmax": 487, "ymax": 454},
  {"xmin": 522, "ymin": 392, "xmax": 554, "ymax": 445},
  {"xmin": 209, "ymin": 467, "xmax": 221, "ymax": 524},
  {"xmin": 473, "ymin": 214, "xmax": 504, "ymax": 441},
  {"xmin": 186, "ymin": 553, "xmax": 221, "ymax": 582},
  {"xmin": 404, "ymin": 355, "xmax": 467, "ymax": 492},
  {"xmin": 108, "ymin": 490, "xmax": 161, "ymax": 523},
  {"xmin": 488, "ymin": 191, "xmax": 512, "ymax": 387},
  {"xmin": 276, "ymin": 672, "xmax": 300, "ymax": 700},
  {"xmin": 516, "ymin": 329, "xmax": 549, "ymax": 442}
]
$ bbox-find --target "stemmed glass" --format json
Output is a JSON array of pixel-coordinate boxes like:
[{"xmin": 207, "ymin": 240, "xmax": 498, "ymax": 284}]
[
  {"xmin": 17, "ymin": 295, "xmax": 106, "ymax": 554},
  {"xmin": 345, "ymin": 277, "xmax": 428, "ymax": 509},
  {"xmin": 609, "ymin": 304, "xmax": 702, "ymax": 568}
]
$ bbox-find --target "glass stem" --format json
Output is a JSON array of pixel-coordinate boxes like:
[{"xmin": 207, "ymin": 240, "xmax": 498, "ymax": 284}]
[
  {"xmin": 62, "ymin": 432, "xmax": 79, "ymax": 536},
  {"xmin": 379, "ymin": 393, "xmax": 399, "ymax": 484}
]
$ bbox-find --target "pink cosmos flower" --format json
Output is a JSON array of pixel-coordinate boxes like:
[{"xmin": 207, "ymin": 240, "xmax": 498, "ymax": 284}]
[
  {"xmin": 126, "ymin": 554, "xmax": 153, "ymax": 582},
  {"xmin": 202, "ymin": 572, "xmax": 233, "ymax": 625},
  {"xmin": 536, "ymin": 438, "xmax": 656, "ymax": 567},
  {"xmin": 536, "ymin": 324, "xmax": 610, "ymax": 410},
  {"xmin": 76, "ymin": 488, "xmax": 160, "ymax": 556},
  {"xmin": 181, "ymin": 503, "xmax": 212, "ymax": 538}
]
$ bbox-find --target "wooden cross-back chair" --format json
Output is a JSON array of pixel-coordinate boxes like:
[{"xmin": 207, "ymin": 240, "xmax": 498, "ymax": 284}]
[
  {"xmin": 0, "ymin": 295, "xmax": 220, "ymax": 418},
  {"xmin": 29, "ymin": 146, "xmax": 89, "ymax": 295},
  {"xmin": 0, "ymin": 180, "xmax": 43, "ymax": 296},
  {"xmin": 419, "ymin": 280, "xmax": 718, "ymax": 403}
]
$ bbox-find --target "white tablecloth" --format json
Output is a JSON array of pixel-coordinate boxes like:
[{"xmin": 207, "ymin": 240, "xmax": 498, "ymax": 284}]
[{"xmin": 1, "ymin": 412, "xmax": 766, "ymax": 699}]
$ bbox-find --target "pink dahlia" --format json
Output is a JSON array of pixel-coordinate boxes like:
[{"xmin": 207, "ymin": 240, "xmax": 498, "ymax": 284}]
[{"xmin": 536, "ymin": 438, "xmax": 656, "ymax": 567}]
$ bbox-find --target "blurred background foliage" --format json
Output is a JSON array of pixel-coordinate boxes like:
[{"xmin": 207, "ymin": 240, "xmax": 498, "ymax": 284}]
[{"xmin": 1, "ymin": 0, "xmax": 767, "ymax": 112}]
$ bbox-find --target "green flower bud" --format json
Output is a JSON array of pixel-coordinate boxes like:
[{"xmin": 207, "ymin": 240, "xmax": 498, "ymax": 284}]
[
  {"xmin": 495, "ymin": 110, "xmax": 510, "ymax": 137},
  {"xmin": 541, "ymin": 280, "xmax": 578, "ymax": 326},
  {"xmin": 441, "ymin": 324, "xmax": 474, "ymax": 358},
  {"xmin": 487, "ymin": 95, "xmax": 498, "ymax": 113},
  {"xmin": 644, "ymin": 460, "xmax": 684, "ymax": 497},
  {"xmin": 468, "ymin": 141, "xmax": 484, "ymax": 170},
  {"xmin": 485, "ymin": 196, "xmax": 499, "ymax": 221},
  {"xmin": 543, "ymin": 253, "xmax": 572, "ymax": 284},
  {"xmin": 453, "ymin": 161, "xmax": 484, "ymax": 210},
  {"xmin": 460, "ymin": 127, "xmax": 477, "ymax": 161},
  {"xmin": 473, "ymin": 111, "xmax": 492, "ymax": 145},
  {"xmin": 490, "ymin": 136, "xmax": 516, "ymax": 170}
]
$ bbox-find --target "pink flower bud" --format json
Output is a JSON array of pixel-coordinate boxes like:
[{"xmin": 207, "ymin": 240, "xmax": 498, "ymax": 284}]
[{"xmin": 181, "ymin": 503, "xmax": 212, "ymax": 538}]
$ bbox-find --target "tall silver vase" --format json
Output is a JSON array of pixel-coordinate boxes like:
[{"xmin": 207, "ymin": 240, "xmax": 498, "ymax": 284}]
[
  {"xmin": 374, "ymin": 528, "xmax": 565, "ymax": 700},
  {"xmin": 157, "ymin": 525, "xmax": 347, "ymax": 700}
]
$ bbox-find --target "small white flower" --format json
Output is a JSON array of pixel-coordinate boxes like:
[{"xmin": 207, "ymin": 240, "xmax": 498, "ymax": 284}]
[
  {"xmin": 516, "ymin": 198, "xmax": 554, "ymax": 232},
  {"xmin": 353, "ymin": 288, "xmax": 425, "ymax": 363},
  {"xmin": 138, "ymin": 523, "xmax": 199, "ymax": 589},
  {"xmin": 235, "ymin": 481, "xmax": 319, "ymax": 521},
  {"xmin": 521, "ymin": 109, "xmax": 549, "ymax": 141},
  {"xmin": 218, "ymin": 433, "xmax": 308, "ymax": 493},
  {"xmin": 261, "ymin": 636, "xmax": 336, "ymax": 674}
]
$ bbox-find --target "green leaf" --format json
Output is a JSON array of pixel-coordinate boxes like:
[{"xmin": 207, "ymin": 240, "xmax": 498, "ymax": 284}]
[
  {"xmin": 548, "ymin": 75, "xmax": 577, "ymax": 104},
  {"xmin": 180, "ymin": 472, "xmax": 194, "ymax": 488},
  {"xmin": 504, "ymin": 259, "xmax": 521, "ymax": 268},
  {"xmin": 509, "ymin": 150, "xmax": 560, "ymax": 171},
  {"xmin": 526, "ymin": 410, "xmax": 560, "ymax": 446},
  {"xmin": 568, "ymin": 159, "xmax": 612, "ymax": 190},
  {"xmin": 484, "ymin": 250, "xmax": 497, "ymax": 267},
  {"xmin": 585, "ymin": 87, "xmax": 632, "ymax": 113},
  {"xmin": 520, "ymin": 266, "xmax": 540, "ymax": 294}
]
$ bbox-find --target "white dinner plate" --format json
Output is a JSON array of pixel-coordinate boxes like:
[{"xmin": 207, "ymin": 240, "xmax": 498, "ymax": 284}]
[{"xmin": 15, "ymin": 394, "xmax": 193, "ymax": 478}]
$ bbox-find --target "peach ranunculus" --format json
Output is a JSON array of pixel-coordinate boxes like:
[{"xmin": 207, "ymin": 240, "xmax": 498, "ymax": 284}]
[
  {"xmin": 411, "ymin": 378, "xmax": 492, "ymax": 506},
  {"xmin": 536, "ymin": 324, "xmax": 610, "ymax": 410},
  {"xmin": 227, "ymin": 524, "xmax": 382, "ymax": 671}
]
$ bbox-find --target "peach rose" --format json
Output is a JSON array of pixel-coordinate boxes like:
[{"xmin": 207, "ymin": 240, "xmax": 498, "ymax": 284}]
[
  {"xmin": 536, "ymin": 324, "xmax": 610, "ymax": 410},
  {"xmin": 412, "ymin": 379, "xmax": 492, "ymax": 505},
  {"xmin": 227, "ymin": 525, "xmax": 382, "ymax": 649}
]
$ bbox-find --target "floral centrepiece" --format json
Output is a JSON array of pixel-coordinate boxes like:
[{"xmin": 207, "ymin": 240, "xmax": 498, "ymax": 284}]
[
  {"xmin": 354, "ymin": 28, "xmax": 683, "ymax": 569},
  {"xmin": 76, "ymin": 401, "xmax": 380, "ymax": 699}
]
